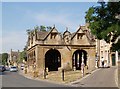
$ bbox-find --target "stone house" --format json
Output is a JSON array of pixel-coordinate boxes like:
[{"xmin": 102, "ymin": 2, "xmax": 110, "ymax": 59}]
[
  {"xmin": 8, "ymin": 49, "xmax": 20, "ymax": 66},
  {"xmin": 26, "ymin": 25, "xmax": 96, "ymax": 76},
  {"xmin": 96, "ymin": 39, "xmax": 120, "ymax": 68}
]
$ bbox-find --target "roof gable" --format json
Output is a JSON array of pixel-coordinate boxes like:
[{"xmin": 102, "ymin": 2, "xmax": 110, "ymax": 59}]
[
  {"xmin": 71, "ymin": 26, "xmax": 95, "ymax": 45},
  {"xmin": 43, "ymin": 27, "xmax": 59, "ymax": 41},
  {"xmin": 71, "ymin": 26, "xmax": 84, "ymax": 39}
]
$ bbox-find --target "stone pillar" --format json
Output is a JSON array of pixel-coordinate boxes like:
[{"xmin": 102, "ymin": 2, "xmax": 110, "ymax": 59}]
[
  {"xmin": 36, "ymin": 46, "xmax": 45, "ymax": 77},
  {"xmin": 116, "ymin": 51, "xmax": 118, "ymax": 66},
  {"xmin": 73, "ymin": 54, "xmax": 76, "ymax": 71}
]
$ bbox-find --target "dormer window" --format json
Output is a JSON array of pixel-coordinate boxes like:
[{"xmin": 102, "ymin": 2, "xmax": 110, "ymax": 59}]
[
  {"xmin": 50, "ymin": 33, "xmax": 57, "ymax": 39},
  {"xmin": 77, "ymin": 33, "xmax": 84, "ymax": 39}
]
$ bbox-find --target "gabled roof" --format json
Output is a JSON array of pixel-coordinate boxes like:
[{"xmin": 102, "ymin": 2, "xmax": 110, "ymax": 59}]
[
  {"xmin": 36, "ymin": 31, "xmax": 49, "ymax": 40},
  {"xmin": 43, "ymin": 26, "xmax": 59, "ymax": 41},
  {"xmin": 71, "ymin": 26, "xmax": 84, "ymax": 39},
  {"xmin": 63, "ymin": 28, "xmax": 71, "ymax": 36},
  {"xmin": 71, "ymin": 26, "xmax": 95, "ymax": 43},
  {"xmin": 36, "ymin": 26, "xmax": 60, "ymax": 41}
]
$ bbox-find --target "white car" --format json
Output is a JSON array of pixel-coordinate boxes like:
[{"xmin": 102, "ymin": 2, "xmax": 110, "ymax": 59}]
[
  {"xmin": 10, "ymin": 66, "xmax": 18, "ymax": 72},
  {"xmin": 21, "ymin": 65, "xmax": 24, "ymax": 70},
  {"xmin": 20, "ymin": 64, "xmax": 24, "ymax": 70}
]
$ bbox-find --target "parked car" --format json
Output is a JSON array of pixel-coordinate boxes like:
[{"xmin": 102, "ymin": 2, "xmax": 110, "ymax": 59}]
[
  {"xmin": 0, "ymin": 65, "xmax": 6, "ymax": 72},
  {"xmin": 20, "ymin": 64, "xmax": 24, "ymax": 70},
  {"xmin": 5, "ymin": 66, "xmax": 10, "ymax": 71},
  {"xmin": 10, "ymin": 66, "xmax": 18, "ymax": 72}
]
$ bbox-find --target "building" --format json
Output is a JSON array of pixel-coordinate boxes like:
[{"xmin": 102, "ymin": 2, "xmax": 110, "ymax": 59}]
[
  {"xmin": 26, "ymin": 24, "xmax": 96, "ymax": 77},
  {"xmin": 96, "ymin": 39, "xmax": 111, "ymax": 67},
  {"xmin": 96, "ymin": 39, "xmax": 120, "ymax": 67},
  {"xmin": 8, "ymin": 49, "xmax": 20, "ymax": 66}
]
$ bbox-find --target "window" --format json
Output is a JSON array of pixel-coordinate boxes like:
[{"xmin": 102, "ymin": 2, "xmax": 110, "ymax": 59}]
[
  {"xmin": 77, "ymin": 33, "xmax": 84, "ymax": 39},
  {"xmin": 50, "ymin": 33, "xmax": 57, "ymax": 39},
  {"xmin": 34, "ymin": 51, "xmax": 35, "ymax": 56},
  {"xmin": 101, "ymin": 51, "xmax": 103, "ymax": 58}
]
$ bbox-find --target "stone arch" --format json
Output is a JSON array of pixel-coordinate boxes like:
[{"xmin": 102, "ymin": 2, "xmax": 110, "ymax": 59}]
[
  {"xmin": 45, "ymin": 49, "xmax": 61, "ymax": 71},
  {"xmin": 72, "ymin": 49, "xmax": 87, "ymax": 70}
]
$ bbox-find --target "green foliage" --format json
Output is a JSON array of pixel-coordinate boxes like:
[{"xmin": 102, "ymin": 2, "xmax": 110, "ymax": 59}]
[
  {"xmin": 2, "ymin": 53, "xmax": 8, "ymax": 65},
  {"xmin": 85, "ymin": 1, "xmax": 120, "ymax": 51},
  {"xmin": 40, "ymin": 25, "xmax": 46, "ymax": 31},
  {"xmin": 26, "ymin": 25, "xmax": 52, "ymax": 35},
  {"xmin": 111, "ymin": 39, "xmax": 120, "ymax": 52},
  {"xmin": 26, "ymin": 29, "xmax": 31, "ymax": 35},
  {"xmin": 46, "ymin": 26, "xmax": 52, "ymax": 31},
  {"xmin": 18, "ymin": 50, "xmax": 27, "ymax": 63}
]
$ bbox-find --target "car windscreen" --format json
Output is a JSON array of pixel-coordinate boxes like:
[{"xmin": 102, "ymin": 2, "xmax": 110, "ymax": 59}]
[{"xmin": 11, "ymin": 67, "xmax": 17, "ymax": 68}]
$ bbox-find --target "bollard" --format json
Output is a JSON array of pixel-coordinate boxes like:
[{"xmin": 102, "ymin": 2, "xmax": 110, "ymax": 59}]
[
  {"xmin": 83, "ymin": 67, "xmax": 84, "ymax": 77},
  {"xmin": 33, "ymin": 71, "xmax": 38, "ymax": 78},
  {"xmin": 62, "ymin": 69, "xmax": 64, "ymax": 81},
  {"xmin": 24, "ymin": 65, "xmax": 27, "ymax": 74},
  {"xmin": 25, "ymin": 69, "xmax": 27, "ymax": 74},
  {"xmin": 81, "ymin": 67, "xmax": 84, "ymax": 77},
  {"xmin": 44, "ymin": 68, "xmax": 47, "ymax": 79}
]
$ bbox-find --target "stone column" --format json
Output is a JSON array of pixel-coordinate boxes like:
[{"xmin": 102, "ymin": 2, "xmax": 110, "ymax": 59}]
[
  {"xmin": 116, "ymin": 51, "xmax": 118, "ymax": 66},
  {"xmin": 73, "ymin": 54, "xmax": 76, "ymax": 71}
]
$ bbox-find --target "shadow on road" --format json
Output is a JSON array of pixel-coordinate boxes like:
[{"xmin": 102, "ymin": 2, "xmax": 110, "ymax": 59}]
[{"xmin": 0, "ymin": 71, "xmax": 14, "ymax": 75}]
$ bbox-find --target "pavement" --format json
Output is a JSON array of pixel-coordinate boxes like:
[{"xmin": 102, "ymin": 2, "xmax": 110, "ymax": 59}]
[
  {"xmin": 118, "ymin": 62, "xmax": 120, "ymax": 89},
  {"xmin": 70, "ymin": 66, "xmax": 118, "ymax": 87}
]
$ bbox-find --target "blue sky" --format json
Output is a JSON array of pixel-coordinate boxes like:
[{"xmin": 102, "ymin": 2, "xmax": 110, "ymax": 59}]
[{"xmin": 1, "ymin": 2, "xmax": 98, "ymax": 53}]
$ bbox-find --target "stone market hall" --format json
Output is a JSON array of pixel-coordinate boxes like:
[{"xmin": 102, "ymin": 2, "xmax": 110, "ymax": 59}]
[{"xmin": 26, "ymin": 24, "xmax": 96, "ymax": 76}]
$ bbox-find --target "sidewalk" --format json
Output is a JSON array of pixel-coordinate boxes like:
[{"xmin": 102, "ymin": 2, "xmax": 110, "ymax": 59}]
[
  {"xmin": 118, "ymin": 62, "xmax": 120, "ymax": 89},
  {"xmin": 70, "ymin": 67, "xmax": 118, "ymax": 87}
]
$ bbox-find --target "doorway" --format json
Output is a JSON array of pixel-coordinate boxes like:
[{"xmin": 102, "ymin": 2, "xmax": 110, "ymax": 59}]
[{"xmin": 45, "ymin": 49, "xmax": 61, "ymax": 71}]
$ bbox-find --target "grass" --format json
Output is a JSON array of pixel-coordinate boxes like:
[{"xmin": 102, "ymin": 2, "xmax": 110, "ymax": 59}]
[{"xmin": 38, "ymin": 70, "xmax": 89, "ymax": 84}]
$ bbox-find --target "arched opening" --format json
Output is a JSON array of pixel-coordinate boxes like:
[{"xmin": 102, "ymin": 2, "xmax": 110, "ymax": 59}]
[
  {"xmin": 45, "ymin": 49, "xmax": 61, "ymax": 71},
  {"xmin": 72, "ymin": 50, "xmax": 87, "ymax": 70}
]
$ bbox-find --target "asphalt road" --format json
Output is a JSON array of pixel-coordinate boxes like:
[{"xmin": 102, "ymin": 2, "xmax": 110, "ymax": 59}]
[
  {"xmin": 0, "ymin": 72, "xmax": 2, "ymax": 88},
  {"xmin": 1, "ymin": 71, "xmax": 71, "ymax": 87},
  {"xmin": 72, "ymin": 67, "xmax": 118, "ymax": 87},
  {"xmin": 0, "ymin": 66, "xmax": 119, "ymax": 88}
]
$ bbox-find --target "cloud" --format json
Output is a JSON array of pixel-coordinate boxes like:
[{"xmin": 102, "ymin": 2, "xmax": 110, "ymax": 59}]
[
  {"xmin": 34, "ymin": 12, "xmax": 82, "ymax": 32},
  {"xmin": 1, "ymin": 30, "xmax": 27, "ymax": 53}
]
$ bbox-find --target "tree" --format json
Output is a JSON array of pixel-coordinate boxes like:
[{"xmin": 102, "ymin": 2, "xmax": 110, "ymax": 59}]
[
  {"xmin": 2, "ymin": 53, "xmax": 8, "ymax": 65},
  {"xmin": 18, "ymin": 46, "xmax": 27, "ymax": 63},
  {"xmin": 18, "ymin": 51, "xmax": 27, "ymax": 63},
  {"xmin": 46, "ymin": 26, "xmax": 52, "ymax": 31},
  {"xmin": 85, "ymin": 1, "xmax": 120, "ymax": 51},
  {"xmin": 40, "ymin": 25, "xmax": 46, "ymax": 32}
]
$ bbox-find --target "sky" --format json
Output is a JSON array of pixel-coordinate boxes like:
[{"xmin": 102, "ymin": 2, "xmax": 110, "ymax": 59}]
[{"xmin": 1, "ymin": 2, "xmax": 99, "ymax": 53}]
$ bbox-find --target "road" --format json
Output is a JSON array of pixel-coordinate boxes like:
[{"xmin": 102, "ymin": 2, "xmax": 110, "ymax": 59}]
[
  {"xmin": 71, "ymin": 66, "xmax": 118, "ymax": 87},
  {"xmin": 0, "ymin": 72, "xmax": 2, "ymax": 88},
  {"xmin": 0, "ymin": 66, "xmax": 118, "ymax": 88},
  {"xmin": 1, "ymin": 71, "xmax": 71, "ymax": 87}
]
